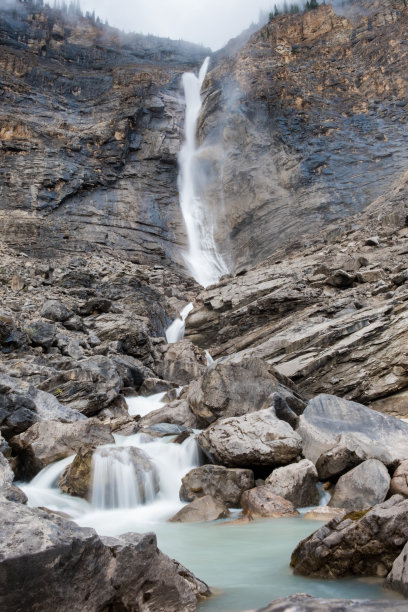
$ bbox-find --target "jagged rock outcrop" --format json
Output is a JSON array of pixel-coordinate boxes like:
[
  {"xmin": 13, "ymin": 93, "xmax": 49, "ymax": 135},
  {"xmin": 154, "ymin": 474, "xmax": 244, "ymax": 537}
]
[
  {"xmin": 198, "ymin": 0, "xmax": 408, "ymax": 272},
  {"xmin": 291, "ymin": 495, "xmax": 408, "ymax": 578},
  {"xmin": 0, "ymin": 501, "xmax": 210, "ymax": 611}
]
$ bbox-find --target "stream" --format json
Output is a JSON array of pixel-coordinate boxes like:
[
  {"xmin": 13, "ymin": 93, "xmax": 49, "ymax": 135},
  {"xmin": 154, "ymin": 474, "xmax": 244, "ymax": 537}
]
[{"xmin": 20, "ymin": 390, "xmax": 401, "ymax": 612}]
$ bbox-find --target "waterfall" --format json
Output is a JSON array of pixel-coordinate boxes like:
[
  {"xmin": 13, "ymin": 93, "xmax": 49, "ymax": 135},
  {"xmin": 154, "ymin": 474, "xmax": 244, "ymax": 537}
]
[
  {"xmin": 178, "ymin": 57, "xmax": 229, "ymax": 288},
  {"xmin": 165, "ymin": 302, "xmax": 193, "ymax": 343}
]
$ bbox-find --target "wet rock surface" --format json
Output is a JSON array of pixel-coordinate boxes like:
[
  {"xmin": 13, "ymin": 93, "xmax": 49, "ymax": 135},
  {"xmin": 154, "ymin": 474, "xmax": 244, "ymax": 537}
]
[{"xmin": 0, "ymin": 501, "xmax": 210, "ymax": 611}]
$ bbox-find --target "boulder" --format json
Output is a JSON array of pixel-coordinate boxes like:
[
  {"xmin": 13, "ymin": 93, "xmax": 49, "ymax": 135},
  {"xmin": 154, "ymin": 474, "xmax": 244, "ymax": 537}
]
[
  {"xmin": 158, "ymin": 340, "xmax": 206, "ymax": 385},
  {"xmin": 0, "ymin": 373, "xmax": 85, "ymax": 439},
  {"xmin": 180, "ymin": 465, "xmax": 254, "ymax": 507},
  {"xmin": 0, "ymin": 484, "xmax": 27, "ymax": 504},
  {"xmin": 197, "ymin": 408, "xmax": 302, "ymax": 468},
  {"xmin": 169, "ymin": 495, "xmax": 230, "ymax": 523},
  {"xmin": 10, "ymin": 419, "xmax": 114, "ymax": 479},
  {"xmin": 184, "ymin": 358, "xmax": 305, "ymax": 425},
  {"xmin": 265, "ymin": 459, "xmax": 319, "ymax": 507},
  {"xmin": 24, "ymin": 320, "xmax": 56, "ymax": 348},
  {"xmin": 257, "ymin": 594, "xmax": 408, "ymax": 612},
  {"xmin": 291, "ymin": 495, "xmax": 408, "ymax": 578},
  {"xmin": 385, "ymin": 539, "xmax": 408, "ymax": 597},
  {"xmin": 40, "ymin": 300, "xmax": 72, "ymax": 322},
  {"xmin": 315, "ymin": 432, "xmax": 394, "ymax": 480},
  {"xmin": 390, "ymin": 459, "xmax": 408, "ymax": 497},
  {"xmin": 0, "ymin": 501, "xmax": 209, "ymax": 611},
  {"xmin": 58, "ymin": 445, "xmax": 159, "ymax": 502},
  {"xmin": 93, "ymin": 314, "xmax": 156, "ymax": 365},
  {"xmin": 240, "ymin": 486, "xmax": 299, "ymax": 518},
  {"xmin": 328, "ymin": 459, "xmax": 391, "ymax": 512},
  {"xmin": 297, "ymin": 394, "xmax": 408, "ymax": 465}
]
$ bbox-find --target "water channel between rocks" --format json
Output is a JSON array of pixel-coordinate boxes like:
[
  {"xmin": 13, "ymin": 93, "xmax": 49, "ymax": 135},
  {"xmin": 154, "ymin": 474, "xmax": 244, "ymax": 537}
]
[{"xmin": 20, "ymin": 392, "xmax": 401, "ymax": 612}]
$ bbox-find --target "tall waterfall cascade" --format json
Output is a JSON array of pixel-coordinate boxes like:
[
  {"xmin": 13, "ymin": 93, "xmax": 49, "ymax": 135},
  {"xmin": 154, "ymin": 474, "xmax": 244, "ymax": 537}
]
[{"xmin": 178, "ymin": 57, "xmax": 229, "ymax": 288}]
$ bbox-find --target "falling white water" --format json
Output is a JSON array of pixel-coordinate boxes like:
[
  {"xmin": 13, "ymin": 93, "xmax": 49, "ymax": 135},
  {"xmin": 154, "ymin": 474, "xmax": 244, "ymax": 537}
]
[
  {"xmin": 165, "ymin": 302, "xmax": 193, "ymax": 343},
  {"xmin": 91, "ymin": 446, "xmax": 158, "ymax": 510},
  {"xmin": 178, "ymin": 57, "xmax": 229, "ymax": 288}
]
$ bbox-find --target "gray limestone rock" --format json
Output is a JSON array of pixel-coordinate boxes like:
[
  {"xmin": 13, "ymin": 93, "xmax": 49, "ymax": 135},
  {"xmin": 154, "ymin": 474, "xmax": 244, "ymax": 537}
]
[
  {"xmin": 315, "ymin": 432, "xmax": 394, "ymax": 480},
  {"xmin": 328, "ymin": 459, "xmax": 391, "ymax": 512},
  {"xmin": 197, "ymin": 408, "xmax": 302, "ymax": 468},
  {"xmin": 180, "ymin": 465, "xmax": 254, "ymax": 507},
  {"xmin": 291, "ymin": 495, "xmax": 408, "ymax": 578},
  {"xmin": 158, "ymin": 340, "xmax": 206, "ymax": 386},
  {"xmin": 0, "ymin": 501, "xmax": 210, "ymax": 611},
  {"xmin": 265, "ymin": 459, "xmax": 319, "ymax": 508},
  {"xmin": 10, "ymin": 419, "xmax": 114, "ymax": 479},
  {"xmin": 0, "ymin": 453, "xmax": 13, "ymax": 487},
  {"xmin": 24, "ymin": 320, "xmax": 57, "ymax": 348},
  {"xmin": 169, "ymin": 495, "xmax": 230, "ymax": 523},
  {"xmin": 297, "ymin": 394, "xmax": 408, "ymax": 465},
  {"xmin": 140, "ymin": 399, "xmax": 202, "ymax": 429},
  {"xmin": 40, "ymin": 300, "xmax": 72, "ymax": 322},
  {"xmin": 185, "ymin": 358, "xmax": 305, "ymax": 425}
]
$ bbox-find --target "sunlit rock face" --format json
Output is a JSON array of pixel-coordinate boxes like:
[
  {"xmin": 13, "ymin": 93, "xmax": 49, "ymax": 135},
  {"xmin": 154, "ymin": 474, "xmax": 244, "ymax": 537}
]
[
  {"xmin": 198, "ymin": 1, "xmax": 408, "ymax": 272},
  {"xmin": 0, "ymin": 3, "xmax": 209, "ymax": 266}
]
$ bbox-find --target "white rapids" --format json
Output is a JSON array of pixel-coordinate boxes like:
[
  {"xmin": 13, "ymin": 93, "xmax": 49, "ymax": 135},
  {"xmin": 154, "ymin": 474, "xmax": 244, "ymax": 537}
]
[
  {"xmin": 165, "ymin": 302, "xmax": 194, "ymax": 343},
  {"xmin": 178, "ymin": 57, "xmax": 229, "ymax": 288}
]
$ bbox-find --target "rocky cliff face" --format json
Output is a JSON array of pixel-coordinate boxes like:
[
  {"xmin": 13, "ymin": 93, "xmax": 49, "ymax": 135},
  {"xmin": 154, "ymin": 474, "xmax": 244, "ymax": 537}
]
[
  {"xmin": 198, "ymin": 0, "xmax": 408, "ymax": 271},
  {"xmin": 0, "ymin": 2, "xmax": 208, "ymax": 266}
]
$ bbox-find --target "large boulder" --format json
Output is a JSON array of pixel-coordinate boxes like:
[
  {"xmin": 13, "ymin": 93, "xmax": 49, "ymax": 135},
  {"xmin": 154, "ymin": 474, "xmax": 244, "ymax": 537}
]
[
  {"xmin": 180, "ymin": 465, "xmax": 254, "ymax": 507},
  {"xmin": 390, "ymin": 460, "xmax": 408, "ymax": 497},
  {"xmin": 315, "ymin": 432, "xmax": 394, "ymax": 480},
  {"xmin": 197, "ymin": 408, "xmax": 302, "ymax": 468},
  {"xmin": 0, "ymin": 501, "xmax": 209, "ymax": 611},
  {"xmin": 169, "ymin": 495, "xmax": 230, "ymax": 523},
  {"xmin": 0, "ymin": 373, "xmax": 85, "ymax": 440},
  {"xmin": 291, "ymin": 495, "xmax": 408, "ymax": 578},
  {"xmin": 385, "ymin": 539, "xmax": 408, "ymax": 597},
  {"xmin": 240, "ymin": 487, "xmax": 299, "ymax": 518},
  {"xmin": 58, "ymin": 445, "xmax": 159, "ymax": 503},
  {"xmin": 40, "ymin": 300, "xmax": 72, "ymax": 322},
  {"xmin": 24, "ymin": 319, "xmax": 56, "ymax": 348},
  {"xmin": 158, "ymin": 340, "xmax": 206, "ymax": 385},
  {"xmin": 184, "ymin": 358, "xmax": 305, "ymax": 425},
  {"xmin": 297, "ymin": 394, "xmax": 408, "ymax": 465},
  {"xmin": 328, "ymin": 459, "xmax": 391, "ymax": 512},
  {"xmin": 10, "ymin": 419, "xmax": 114, "ymax": 479},
  {"xmin": 257, "ymin": 594, "xmax": 408, "ymax": 611},
  {"xmin": 265, "ymin": 459, "xmax": 319, "ymax": 508}
]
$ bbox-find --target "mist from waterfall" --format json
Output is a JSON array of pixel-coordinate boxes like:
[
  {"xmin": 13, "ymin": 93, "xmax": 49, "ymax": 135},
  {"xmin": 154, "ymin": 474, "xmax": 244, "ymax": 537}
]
[{"xmin": 178, "ymin": 57, "xmax": 229, "ymax": 288}]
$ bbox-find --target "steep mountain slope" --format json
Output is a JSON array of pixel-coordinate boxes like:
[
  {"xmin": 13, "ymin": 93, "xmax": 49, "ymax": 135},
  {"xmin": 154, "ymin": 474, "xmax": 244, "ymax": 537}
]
[
  {"xmin": 198, "ymin": 0, "xmax": 408, "ymax": 271},
  {"xmin": 0, "ymin": 3, "xmax": 208, "ymax": 266}
]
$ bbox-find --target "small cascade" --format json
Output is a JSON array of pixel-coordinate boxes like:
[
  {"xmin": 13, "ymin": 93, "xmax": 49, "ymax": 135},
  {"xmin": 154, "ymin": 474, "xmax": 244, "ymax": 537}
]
[
  {"xmin": 178, "ymin": 58, "xmax": 229, "ymax": 288},
  {"xmin": 205, "ymin": 350, "xmax": 214, "ymax": 366},
  {"xmin": 91, "ymin": 446, "xmax": 158, "ymax": 510},
  {"xmin": 165, "ymin": 302, "xmax": 193, "ymax": 343}
]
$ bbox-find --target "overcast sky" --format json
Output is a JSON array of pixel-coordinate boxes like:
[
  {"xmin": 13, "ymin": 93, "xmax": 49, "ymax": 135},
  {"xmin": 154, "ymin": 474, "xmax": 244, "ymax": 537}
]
[{"xmin": 78, "ymin": 0, "xmax": 282, "ymax": 50}]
